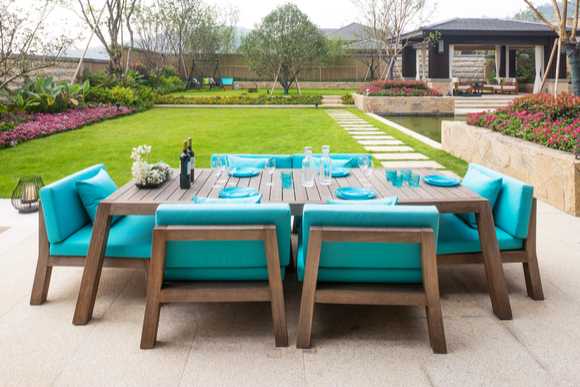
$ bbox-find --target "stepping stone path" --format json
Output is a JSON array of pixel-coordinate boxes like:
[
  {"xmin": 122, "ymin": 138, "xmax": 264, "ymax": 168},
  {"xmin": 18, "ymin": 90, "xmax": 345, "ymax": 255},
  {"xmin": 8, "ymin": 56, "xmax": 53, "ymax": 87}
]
[{"xmin": 327, "ymin": 110, "xmax": 445, "ymax": 170}]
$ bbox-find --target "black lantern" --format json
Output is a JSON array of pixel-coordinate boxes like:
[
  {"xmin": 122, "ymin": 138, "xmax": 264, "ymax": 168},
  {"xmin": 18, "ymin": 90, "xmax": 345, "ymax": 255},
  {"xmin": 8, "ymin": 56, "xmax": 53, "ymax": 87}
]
[{"xmin": 11, "ymin": 176, "xmax": 44, "ymax": 214}]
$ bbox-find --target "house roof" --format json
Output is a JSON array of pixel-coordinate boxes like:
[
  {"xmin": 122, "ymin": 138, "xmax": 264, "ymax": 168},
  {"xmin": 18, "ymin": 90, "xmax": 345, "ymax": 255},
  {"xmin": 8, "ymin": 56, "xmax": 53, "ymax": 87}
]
[{"xmin": 402, "ymin": 18, "xmax": 558, "ymax": 40}]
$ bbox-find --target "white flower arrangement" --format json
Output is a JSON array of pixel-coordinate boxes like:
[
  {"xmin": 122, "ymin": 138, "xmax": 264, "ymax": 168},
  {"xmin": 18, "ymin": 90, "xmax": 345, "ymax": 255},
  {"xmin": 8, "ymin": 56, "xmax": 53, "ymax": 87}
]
[{"xmin": 131, "ymin": 145, "xmax": 172, "ymax": 187}]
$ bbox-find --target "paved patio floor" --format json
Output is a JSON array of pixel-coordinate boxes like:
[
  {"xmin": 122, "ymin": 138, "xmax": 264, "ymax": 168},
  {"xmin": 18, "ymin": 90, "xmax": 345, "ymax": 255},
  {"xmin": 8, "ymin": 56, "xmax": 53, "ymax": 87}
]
[{"xmin": 0, "ymin": 199, "xmax": 579, "ymax": 386}]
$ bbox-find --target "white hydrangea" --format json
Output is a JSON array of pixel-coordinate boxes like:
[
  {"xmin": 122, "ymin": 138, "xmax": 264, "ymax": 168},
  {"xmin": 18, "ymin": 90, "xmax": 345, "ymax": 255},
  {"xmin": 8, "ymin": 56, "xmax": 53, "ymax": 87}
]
[{"xmin": 131, "ymin": 145, "xmax": 172, "ymax": 187}]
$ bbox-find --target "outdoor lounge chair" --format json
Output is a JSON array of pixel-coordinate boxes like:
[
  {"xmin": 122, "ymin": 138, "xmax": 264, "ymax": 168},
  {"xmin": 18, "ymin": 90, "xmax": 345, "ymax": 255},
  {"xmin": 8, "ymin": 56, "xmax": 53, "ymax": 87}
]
[
  {"xmin": 221, "ymin": 77, "xmax": 235, "ymax": 89},
  {"xmin": 500, "ymin": 78, "xmax": 519, "ymax": 94},
  {"xmin": 140, "ymin": 203, "xmax": 291, "ymax": 349},
  {"xmin": 296, "ymin": 205, "xmax": 447, "ymax": 354},
  {"xmin": 30, "ymin": 164, "xmax": 154, "ymax": 305},
  {"xmin": 437, "ymin": 163, "xmax": 544, "ymax": 300}
]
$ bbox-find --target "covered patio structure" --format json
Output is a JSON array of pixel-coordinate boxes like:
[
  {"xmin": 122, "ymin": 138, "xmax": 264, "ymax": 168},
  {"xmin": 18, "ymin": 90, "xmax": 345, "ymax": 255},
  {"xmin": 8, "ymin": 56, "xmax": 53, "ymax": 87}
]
[{"xmin": 400, "ymin": 18, "xmax": 569, "ymax": 95}]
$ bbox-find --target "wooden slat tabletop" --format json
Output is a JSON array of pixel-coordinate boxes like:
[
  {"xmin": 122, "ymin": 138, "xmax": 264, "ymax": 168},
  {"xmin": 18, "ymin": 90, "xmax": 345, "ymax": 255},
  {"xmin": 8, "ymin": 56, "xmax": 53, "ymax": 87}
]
[{"xmin": 105, "ymin": 168, "xmax": 483, "ymax": 216}]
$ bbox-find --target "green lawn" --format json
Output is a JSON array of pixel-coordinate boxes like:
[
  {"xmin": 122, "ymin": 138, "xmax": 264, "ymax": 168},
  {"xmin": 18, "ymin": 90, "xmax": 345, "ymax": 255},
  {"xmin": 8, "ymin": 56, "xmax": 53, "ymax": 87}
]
[
  {"xmin": 170, "ymin": 88, "xmax": 355, "ymax": 97},
  {"xmin": 0, "ymin": 108, "xmax": 365, "ymax": 197}
]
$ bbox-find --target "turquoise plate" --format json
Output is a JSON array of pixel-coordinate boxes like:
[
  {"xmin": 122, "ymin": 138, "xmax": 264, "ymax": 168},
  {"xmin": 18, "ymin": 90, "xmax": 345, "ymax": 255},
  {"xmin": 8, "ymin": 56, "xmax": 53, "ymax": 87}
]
[
  {"xmin": 424, "ymin": 175, "xmax": 461, "ymax": 187},
  {"xmin": 218, "ymin": 187, "xmax": 260, "ymax": 199},
  {"xmin": 335, "ymin": 187, "xmax": 377, "ymax": 200},
  {"xmin": 332, "ymin": 168, "xmax": 350, "ymax": 178},
  {"xmin": 229, "ymin": 167, "xmax": 260, "ymax": 178}
]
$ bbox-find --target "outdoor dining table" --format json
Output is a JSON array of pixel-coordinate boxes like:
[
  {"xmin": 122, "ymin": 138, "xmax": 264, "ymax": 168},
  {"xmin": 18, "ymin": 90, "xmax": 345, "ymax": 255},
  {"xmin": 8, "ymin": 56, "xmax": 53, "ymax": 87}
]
[{"xmin": 72, "ymin": 168, "xmax": 513, "ymax": 325}]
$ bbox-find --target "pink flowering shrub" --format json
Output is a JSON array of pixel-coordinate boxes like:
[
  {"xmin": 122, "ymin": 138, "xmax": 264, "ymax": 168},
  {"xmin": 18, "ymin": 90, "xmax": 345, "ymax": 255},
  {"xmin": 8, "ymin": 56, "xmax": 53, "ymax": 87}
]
[
  {"xmin": 0, "ymin": 105, "xmax": 134, "ymax": 148},
  {"xmin": 359, "ymin": 80, "xmax": 441, "ymax": 97},
  {"xmin": 467, "ymin": 93, "xmax": 580, "ymax": 153}
]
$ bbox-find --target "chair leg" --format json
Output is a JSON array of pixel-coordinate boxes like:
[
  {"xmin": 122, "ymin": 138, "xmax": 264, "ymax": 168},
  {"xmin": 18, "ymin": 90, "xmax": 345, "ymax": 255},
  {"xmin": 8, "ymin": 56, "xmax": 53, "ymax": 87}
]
[
  {"xmin": 264, "ymin": 229, "xmax": 288, "ymax": 347},
  {"xmin": 523, "ymin": 199, "xmax": 544, "ymax": 300},
  {"xmin": 297, "ymin": 230, "xmax": 322, "ymax": 349},
  {"xmin": 140, "ymin": 230, "xmax": 166, "ymax": 349},
  {"xmin": 30, "ymin": 208, "xmax": 52, "ymax": 305},
  {"xmin": 421, "ymin": 231, "xmax": 447, "ymax": 354}
]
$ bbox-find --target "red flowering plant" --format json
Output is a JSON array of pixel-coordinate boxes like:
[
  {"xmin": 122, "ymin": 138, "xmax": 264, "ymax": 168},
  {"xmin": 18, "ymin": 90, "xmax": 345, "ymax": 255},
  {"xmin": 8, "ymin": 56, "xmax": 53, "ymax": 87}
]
[
  {"xmin": 467, "ymin": 93, "xmax": 580, "ymax": 153},
  {"xmin": 0, "ymin": 105, "xmax": 134, "ymax": 148},
  {"xmin": 358, "ymin": 80, "xmax": 441, "ymax": 97}
]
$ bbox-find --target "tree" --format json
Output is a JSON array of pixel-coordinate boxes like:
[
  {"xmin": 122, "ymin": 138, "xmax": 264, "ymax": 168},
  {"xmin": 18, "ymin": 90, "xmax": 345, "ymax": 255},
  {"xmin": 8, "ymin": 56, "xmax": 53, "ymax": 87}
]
[
  {"xmin": 353, "ymin": 0, "xmax": 429, "ymax": 80},
  {"xmin": 239, "ymin": 3, "xmax": 328, "ymax": 94},
  {"xmin": 523, "ymin": 0, "xmax": 580, "ymax": 95},
  {"xmin": 77, "ymin": 0, "xmax": 138, "ymax": 76},
  {"xmin": 134, "ymin": 3, "xmax": 172, "ymax": 75},
  {"xmin": 0, "ymin": 0, "xmax": 72, "ymax": 92}
]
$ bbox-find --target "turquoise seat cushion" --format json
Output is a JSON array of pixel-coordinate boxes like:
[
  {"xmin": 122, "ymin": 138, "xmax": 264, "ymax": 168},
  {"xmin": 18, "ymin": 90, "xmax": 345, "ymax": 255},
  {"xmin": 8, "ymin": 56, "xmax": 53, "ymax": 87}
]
[
  {"xmin": 437, "ymin": 213, "xmax": 523, "ymax": 255},
  {"xmin": 211, "ymin": 154, "xmax": 293, "ymax": 169},
  {"xmin": 458, "ymin": 166, "xmax": 503, "ymax": 227},
  {"xmin": 469, "ymin": 164, "xmax": 534, "ymax": 239},
  {"xmin": 40, "ymin": 164, "xmax": 104, "ymax": 244},
  {"xmin": 155, "ymin": 204, "xmax": 291, "ymax": 280},
  {"xmin": 292, "ymin": 154, "xmax": 371, "ymax": 169},
  {"xmin": 298, "ymin": 205, "xmax": 439, "ymax": 283},
  {"xmin": 75, "ymin": 168, "xmax": 118, "ymax": 223},
  {"xmin": 50, "ymin": 215, "xmax": 154, "ymax": 258},
  {"xmin": 221, "ymin": 77, "xmax": 234, "ymax": 86},
  {"xmin": 326, "ymin": 196, "xmax": 398, "ymax": 205}
]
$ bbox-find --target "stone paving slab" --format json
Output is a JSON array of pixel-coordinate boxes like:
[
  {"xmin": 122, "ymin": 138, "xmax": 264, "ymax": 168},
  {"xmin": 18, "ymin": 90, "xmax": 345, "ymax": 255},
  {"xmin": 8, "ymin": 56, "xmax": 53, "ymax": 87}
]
[
  {"xmin": 358, "ymin": 140, "xmax": 404, "ymax": 146},
  {"xmin": 364, "ymin": 145, "xmax": 414, "ymax": 152},
  {"xmin": 345, "ymin": 128, "xmax": 381, "ymax": 132},
  {"xmin": 373, "ymin": 153, "xmax": 430, "ymax": 161},
  {"xmin": 380, "ymin": 160, "xmax": 444, "ymax": 169},
  {"xmin": 348, "ymin": 131, "xmax": 383, "ymax": 136},
  {"xmin": 353, "ymin": 135, "xmax": 394, "ymax": 140}
]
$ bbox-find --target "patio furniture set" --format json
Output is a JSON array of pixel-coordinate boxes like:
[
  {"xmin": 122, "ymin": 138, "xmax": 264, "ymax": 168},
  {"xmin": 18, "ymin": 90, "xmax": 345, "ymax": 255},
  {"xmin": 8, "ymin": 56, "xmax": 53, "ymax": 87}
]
[
  {"xmin": 452, "ymin": 78, "xmax": 519, "ymax": 96},
  {"xmin": 29, "ymin": 154, "xmax": 543, "ymax": 355}
]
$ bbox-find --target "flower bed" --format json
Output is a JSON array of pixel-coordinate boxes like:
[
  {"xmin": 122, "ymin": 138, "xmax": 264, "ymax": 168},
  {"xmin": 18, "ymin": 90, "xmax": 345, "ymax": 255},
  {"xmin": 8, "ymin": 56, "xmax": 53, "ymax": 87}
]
[
  {"xmin": 155, "ymin": 94, "xmax": 322, "ymax": 105},
  {"xmin": 467, "ymin": 93, "xmax": 580, "ymax": 153},
  {"xmin": 359, "ymin": 80, "xmax": 442, "ymax": 97},
  {"xmin": 0, "ymin": 105, "xmax": 134, "ymax": 148}
]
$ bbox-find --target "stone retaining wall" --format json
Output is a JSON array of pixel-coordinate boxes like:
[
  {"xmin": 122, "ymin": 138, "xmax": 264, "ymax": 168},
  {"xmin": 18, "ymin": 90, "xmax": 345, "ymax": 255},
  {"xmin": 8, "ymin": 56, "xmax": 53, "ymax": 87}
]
[
  {"xmin": 235, "ymin": 81, "xmax": 366, "ymax": 90},
  {"xmin": 442, "ymin": 121, "xmax": 580, "ymax": 216},
  {"xmin": 353, "ymin": 93, "xmax": 455, "ymax": 115}
]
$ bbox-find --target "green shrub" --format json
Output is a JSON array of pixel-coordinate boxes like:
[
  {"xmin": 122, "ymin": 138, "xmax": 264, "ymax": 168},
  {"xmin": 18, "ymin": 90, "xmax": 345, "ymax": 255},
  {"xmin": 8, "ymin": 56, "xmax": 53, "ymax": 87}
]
[
  {"xmin": 155, "ymin": 94, "xmax": 322, "ymax": 105},
  {"xmin": 341, "ymin": 94, "xmax": 354, "ymax": 105},
  {"xmin": 86, "ymin": 86, "xmax": 114, "ymax": 104},
  {"xmin": 110, "ymin": 86, "xmax": 137, "ymax": 107},
  {"xmin": 9, "ymin": 77, "xmax": 91, "ymax": 114},
  {"xmin": 155, "ymin": 75, "xmax": 186, "ymax": 94}
]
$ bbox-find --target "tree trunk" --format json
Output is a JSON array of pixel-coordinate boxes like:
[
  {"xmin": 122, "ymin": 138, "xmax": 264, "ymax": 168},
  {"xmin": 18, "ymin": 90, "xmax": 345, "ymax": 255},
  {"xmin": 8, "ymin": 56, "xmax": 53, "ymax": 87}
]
[
  {"xmin": 279, "ymin": 65, "xmax": 292, "ymax": 95},
  {"xmin": 566, "ymin": 42, "xmax": 580, "ymax": 96}
]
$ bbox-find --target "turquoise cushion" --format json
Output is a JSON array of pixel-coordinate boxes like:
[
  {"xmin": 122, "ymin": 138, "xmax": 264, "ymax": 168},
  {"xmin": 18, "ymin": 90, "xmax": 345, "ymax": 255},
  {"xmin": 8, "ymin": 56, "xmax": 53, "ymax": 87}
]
[
  {"xmin": 221, "ymin": 77, "xmax": 234, "ymax": 85},
  {"xmin": 40, "ymin": 164, "xmax": 104, "ymax": 244},
  {"xmin": 75, "ymin": 168, "xmax": 118, "ymax": 223},
  {"xmin": 50, "ymin": 215, "xmax": 154, "ymax": 258},
  {"xmin": 227, "ymin": 155, "xmax": 270, "ymax": 169},
  {"xmin": 155, "ymin": 204, "xmax": 291, "ymax": 281},
  {"xmin": 458, "ymin": 166, "xmax": 503, "ymax": 227},
  {"xmin": 326, "ymin": 196, "xmax": 398, "ymax": 205},
  {"xmin": 292, "ymin": 154, "xmax": 371, "ymax": 169},
  {"xmin": 211, "ymin": 154, "xmax": 293, "ymax": 169},
  {"xmin": 298, "ymin": 205, "xmax": 439, "ymax": 283},
  {"xmin": 469, "ymin": 164, "xmax": 534, "ymax": 239},
  {"xmin": 437, "ymin": 213, "xmax": 523, "ymax": 255},
  {"xmin": 192, "ymin": 195, "xmax": 262, "ymax": 204}
]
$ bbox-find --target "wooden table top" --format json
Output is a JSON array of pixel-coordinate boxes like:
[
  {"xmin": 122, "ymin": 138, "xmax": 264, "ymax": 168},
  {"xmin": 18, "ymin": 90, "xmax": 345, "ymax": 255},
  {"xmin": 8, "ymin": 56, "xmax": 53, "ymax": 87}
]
[{"xmin": 104, "ymin": 168, "xmax": 483, "ymax": 216}]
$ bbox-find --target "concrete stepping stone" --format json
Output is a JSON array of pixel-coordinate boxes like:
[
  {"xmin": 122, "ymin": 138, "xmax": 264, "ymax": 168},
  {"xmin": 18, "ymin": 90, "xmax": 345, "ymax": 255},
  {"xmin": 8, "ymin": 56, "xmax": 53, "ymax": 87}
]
[
  {"xmin": 374, "ymin": 153, "xmax": 429, "ymax": 161},
  {"xmin": 353, "ymin": 135, "xmax": 393, "ymax": 140},
  {"xmin": 358, "ymin": 139, "xmax": 403, "ymax": 146},
  {"xmin": 345, "ymin": 127, "xmax": 379, "ymax": 131},
  {"xmin": 364, "ymin": 145, "xmax": 414, "ymax": 152},
  {"xmin": 380, "ymin": 160, "xmax": 444, "ymax": 169}
]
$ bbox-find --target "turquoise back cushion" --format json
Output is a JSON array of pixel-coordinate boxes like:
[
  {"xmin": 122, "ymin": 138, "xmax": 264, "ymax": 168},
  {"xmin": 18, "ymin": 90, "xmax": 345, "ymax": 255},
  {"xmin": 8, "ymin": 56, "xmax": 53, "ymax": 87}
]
[
  {"xmin": 292, "ymin": 154, "xmax": 372, "ymax": 169},
  {"xmin": 301, "ymin": 205, "xmax": 439, "ymax": 271},
  {"xmin": 211, "ymin": 154, "xmax": 293, "ymax": 169},
  {"xmin": 155, "ymin": 204, "xmax": 292, "ymax": 270},
  {"xmin": 40, "ymin": 164, "xmax": 104, "ymax": 244},
  {"xmin": 469, "ymin": 164, "xmax": 534, "ymax": 239},
  {"xmin": 458, "ymin": 166, "xmax": 503, "ymax": 227},
  {"xmin": 75, "ymin": 168, "xmax": 118, "ymax": 223}
]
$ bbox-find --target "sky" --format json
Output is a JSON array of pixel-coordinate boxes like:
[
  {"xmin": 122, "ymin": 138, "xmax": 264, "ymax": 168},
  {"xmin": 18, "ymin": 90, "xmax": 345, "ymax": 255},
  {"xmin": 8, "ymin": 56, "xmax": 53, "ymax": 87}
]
[{"xmin": 17, "ymin": 0, "xmax": 531, "ymax": 57}]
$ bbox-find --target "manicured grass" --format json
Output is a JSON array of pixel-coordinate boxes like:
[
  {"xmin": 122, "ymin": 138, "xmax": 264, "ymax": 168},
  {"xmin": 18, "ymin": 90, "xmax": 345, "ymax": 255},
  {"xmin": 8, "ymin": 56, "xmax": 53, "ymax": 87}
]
[
  {"xmin": 350, "ymin": 108, "xmax": 469, "ymax": 176},
  {"xmin": 170, "ymin": 88, "xmax": 355, "ymax": 97},
  {"xmin": 0, "ymin": 108, "xmax": 366, "ymax": 197}
]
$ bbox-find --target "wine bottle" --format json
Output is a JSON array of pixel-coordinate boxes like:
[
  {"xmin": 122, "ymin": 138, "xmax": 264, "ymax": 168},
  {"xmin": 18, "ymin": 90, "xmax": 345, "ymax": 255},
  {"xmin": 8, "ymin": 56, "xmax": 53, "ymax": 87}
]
[
  {"xmin": 179, "ymin": 141, "xmax": 191, "ymax": 189},
  {"xmin": 187, "ymin": 137, "xmax": 195, "ymax": 183}
]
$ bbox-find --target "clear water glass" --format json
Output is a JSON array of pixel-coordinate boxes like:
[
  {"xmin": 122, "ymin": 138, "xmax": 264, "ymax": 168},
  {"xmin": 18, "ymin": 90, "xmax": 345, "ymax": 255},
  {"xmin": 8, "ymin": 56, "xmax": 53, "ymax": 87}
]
[
  {"xmin": 400, "ymin": 169, "xmax": 412, "ymax": 182},
  {"xmin": 266, "ymin": 158, "xmax": 276, "ymax": 186},
  {"xmin": 211, "ymin": 156, "xmax": 222, "ymax": 177},
  {"xmin": 359, "ymin": 156, "xmax": 371, "ymax": 176},
  {"xmin": 302, "ymin": 147, "xmax": 315, "ymax": 188}
]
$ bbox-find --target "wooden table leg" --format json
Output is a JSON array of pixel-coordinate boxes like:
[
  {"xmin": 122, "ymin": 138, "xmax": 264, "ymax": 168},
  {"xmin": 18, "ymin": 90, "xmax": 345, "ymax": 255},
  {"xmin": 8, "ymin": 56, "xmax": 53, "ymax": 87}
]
[
  {"xmin": 72, "ymin": 203, "xmax": 112, "ymax": 325},
  {"xmin": 476, "ymin": 203, "xmax": 513, "ymax": 320}
]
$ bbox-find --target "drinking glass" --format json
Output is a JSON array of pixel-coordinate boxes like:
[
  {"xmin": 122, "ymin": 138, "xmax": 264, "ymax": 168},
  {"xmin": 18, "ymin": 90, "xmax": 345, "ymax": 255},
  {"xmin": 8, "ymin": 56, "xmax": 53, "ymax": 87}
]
[
  {"xmin": 385, "ymin": 169, "xmax": 398, "ymax": 182},
  {"xmin": 266, "ymin": 158, "xmax": 276, "ymax": 186},
  {"xmin": 408, "ymin": 173, "xmax": 421, "ymax": 188},
  {"xmin": 400, "ymin": 169, "xmax": 412, "ymax": 182},
  {"xmin": 211, "ymin": 156, "xmax": 222, "ymax": 177},
  {"xmin": 359, "ymin": 156, "xmax": 370, "ymax": 175},
  {"xmin": 281, "ymin": 171, "xmax": 293, "ymax": 189},
  {"xmin": 391, "ymin": 174, "xmax": 404, "ymax": 188}
]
